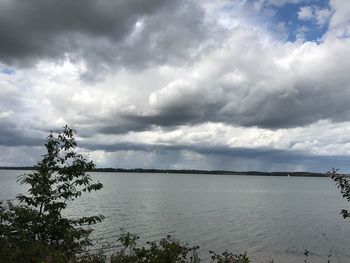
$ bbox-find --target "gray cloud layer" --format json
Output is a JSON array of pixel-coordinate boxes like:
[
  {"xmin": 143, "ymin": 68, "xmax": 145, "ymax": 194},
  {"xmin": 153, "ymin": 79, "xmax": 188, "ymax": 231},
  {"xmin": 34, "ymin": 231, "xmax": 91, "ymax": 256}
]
[
  {"xmin": 0, "ymin": 0, "xmax": 211, "ymax": 76},
  {"xmin": 3, "ymin": 1, "xmax": 349, "ymax": 131},
  {"xmin": 97, "ymin": 35, "xmax": 350, "ymax": 131}
]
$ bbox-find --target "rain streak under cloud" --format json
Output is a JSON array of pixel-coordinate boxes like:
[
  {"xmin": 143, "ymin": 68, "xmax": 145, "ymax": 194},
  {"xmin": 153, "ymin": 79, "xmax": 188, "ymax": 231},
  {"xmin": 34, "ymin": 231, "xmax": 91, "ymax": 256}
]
[{"xmin": 1, "ymin": 0, "xmax": 350, "ymax": 172}]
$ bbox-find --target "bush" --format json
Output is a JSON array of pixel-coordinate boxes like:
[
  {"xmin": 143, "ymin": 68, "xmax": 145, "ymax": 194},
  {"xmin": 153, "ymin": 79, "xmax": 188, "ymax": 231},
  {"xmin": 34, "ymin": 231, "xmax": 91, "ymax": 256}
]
[
  {"xmin": 209, "ymin": 251, "xmax": 250, "ymax": 263},
  {"xmin": 110, "ymin": 232, "xmax": 200, "ymax": 263}
]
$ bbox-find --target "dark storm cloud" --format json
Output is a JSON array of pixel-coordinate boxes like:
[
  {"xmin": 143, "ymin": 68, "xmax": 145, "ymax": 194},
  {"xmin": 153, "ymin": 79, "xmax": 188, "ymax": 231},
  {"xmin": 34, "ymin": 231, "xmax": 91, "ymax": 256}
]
[
  {"xmin": 110, "ymin": 85, "xmax": 344, "ymax": 131},
  {"xmin": 124, "ymin": 109, "xmax": 209, "ymax": 127},
  {"xmin": 0, "ymin": 120, "xmax": 44, "ymax": 147},
  {"xmin": 96, "ymin": 122, "xmax": 152, "ymax": 135},
  {"xmin": 0, "ymin": 0, "xmax": 210, "ymax": 73},
  {"xmin": 81, "ymin": 142, "xmax": 307, "ymax": 164}
]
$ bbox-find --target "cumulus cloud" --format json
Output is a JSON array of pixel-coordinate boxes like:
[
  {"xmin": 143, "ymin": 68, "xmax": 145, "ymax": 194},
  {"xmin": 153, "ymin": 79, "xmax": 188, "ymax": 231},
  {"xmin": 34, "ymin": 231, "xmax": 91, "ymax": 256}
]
[
  {"xmin": 329, "ymin": 0, "xmax": 350, "ymax": 28},
  {"xmin": 114, "ymin": 29, "xmax": 350, "ymax": 129},
  {"xmin": 298, "ymin": 6, "xmax": 314, "ymax": 20},
  {"xmin": 298, "ymin": 5, "xmax": 332, "ymax": 27},
  {"xmin": 326, "ymin": 0, "xmax": 350, "ymax": 38},
  {"xmin": 3, "ymin": 7, "xmax": 350, "ymax": 132}
]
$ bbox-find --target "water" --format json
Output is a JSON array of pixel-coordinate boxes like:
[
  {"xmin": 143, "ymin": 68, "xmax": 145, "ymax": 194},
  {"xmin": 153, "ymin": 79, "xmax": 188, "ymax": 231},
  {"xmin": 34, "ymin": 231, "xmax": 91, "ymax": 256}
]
[{"xmin": 1, "ymin": 170, "xmax": 350, "ymax": 262}]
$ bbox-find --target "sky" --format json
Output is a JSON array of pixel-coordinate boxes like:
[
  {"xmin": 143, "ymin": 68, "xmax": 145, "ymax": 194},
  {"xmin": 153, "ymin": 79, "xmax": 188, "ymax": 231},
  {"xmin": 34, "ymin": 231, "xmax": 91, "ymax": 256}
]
[{"xmin": 1, "ymin": 0, "xmax": 350, "ymax": 172}]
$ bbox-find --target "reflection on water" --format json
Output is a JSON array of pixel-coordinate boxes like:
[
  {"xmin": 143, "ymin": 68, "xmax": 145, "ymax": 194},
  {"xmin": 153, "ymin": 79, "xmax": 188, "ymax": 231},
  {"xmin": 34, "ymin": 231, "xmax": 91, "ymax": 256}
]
[{"xmin": 1, "ymin": 170, "xmax": 350, "ymax": 262}]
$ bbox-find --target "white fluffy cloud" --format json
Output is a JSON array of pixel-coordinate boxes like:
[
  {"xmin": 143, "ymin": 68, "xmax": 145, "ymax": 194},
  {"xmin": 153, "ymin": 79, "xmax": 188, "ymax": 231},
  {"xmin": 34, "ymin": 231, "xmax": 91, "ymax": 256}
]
[
  {"xmin": 298, "ymin": 6, "xmax": 331, "ymax": 26},
  {"xmin": 327, "ymin": 0, "xmax": 350, "ymax": 38}
]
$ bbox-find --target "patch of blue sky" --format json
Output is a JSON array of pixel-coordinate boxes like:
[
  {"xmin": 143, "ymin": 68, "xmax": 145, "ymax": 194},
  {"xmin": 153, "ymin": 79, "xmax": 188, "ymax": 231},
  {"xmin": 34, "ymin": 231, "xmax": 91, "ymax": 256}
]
[
  {"xmin": 1, "ymin": 67, "xmax": 15, "ymax": 75},
  {"xmin": 219, "ymin": 0, "xmax": 330, "ymax": 42},
  {"xmin": 270, "ymin": 0, "xmax": 331, "ymax": 42}
]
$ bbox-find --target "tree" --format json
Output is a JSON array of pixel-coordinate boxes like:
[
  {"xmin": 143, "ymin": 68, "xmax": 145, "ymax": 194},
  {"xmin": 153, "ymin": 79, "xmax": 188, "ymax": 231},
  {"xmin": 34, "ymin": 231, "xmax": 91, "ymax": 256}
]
[
  {"xmin": 329, "ymin": 168, "xmax": 350, "ymax": 219},
  {"xmin": 0, "ymin": 126, "xmax": 104, "ymax": 262}
]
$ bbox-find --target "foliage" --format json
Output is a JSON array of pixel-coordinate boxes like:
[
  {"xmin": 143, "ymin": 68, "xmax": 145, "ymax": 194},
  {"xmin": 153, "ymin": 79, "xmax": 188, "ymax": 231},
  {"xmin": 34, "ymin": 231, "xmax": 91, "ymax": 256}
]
[
  {"xmin": 209, "ymin": 250, "xmax": 250, "ymax": 263},
  {"xmin": 0, "ymin": 126, "xmax": 104, "ymax": 262},
  {"xmin": 110, "ymin": 232, "xmax": 200, "ymax": 263},
  {"xmin": 107, "ymin": 231, "xmax": 256, "ymax": 263},
  {"xmin": 329, "ymin": 168, "xmax": 350, "ymax": 219}
]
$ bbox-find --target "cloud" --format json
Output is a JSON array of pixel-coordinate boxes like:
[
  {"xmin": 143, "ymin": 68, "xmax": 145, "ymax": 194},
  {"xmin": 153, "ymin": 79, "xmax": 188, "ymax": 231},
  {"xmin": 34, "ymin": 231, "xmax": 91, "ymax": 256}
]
[
  {"xmin": 298, "ymin": 5, "xmax": 331, "ymax": 27},
  {"xmin": 298, "ymin": 6, "xmax": 314, "ymax": 20},
  {"xmin": 0, "ymin": 0, "xmax": 213, "ymax": 77},
  {"xmin": 0, "ymin": 105, "xmax": 46, "ymax": 148},
  {"xmin": 326, "ymin": 0, "xmax": 350, "ymax": 38},
  {"xmin": 3, "ymin": 118, "xmax": 350, "ymax": 172},
  {"xmin": 111, "ymin": 29, "xmax": 350, "ymax": 129},
  {"xmin": 77, "ymin": 120, "xmax": 350, "ymax": 157},
  {"xmin": 75, "ymin": 118, "xmax": 350, "ymax": 172},
  {"xmin": 1, "ymin": 0, "xmax": 350, "ymax": 171},
  {"xmin": 5, "ymin": 21, "xmax": 350, "ymax": 135},
  {"xmin": 266, "ymin": 0, "xmax": 304, "ymax": 7},
  {"xmin": 0, "ymin": 146, "xmax": 43, "ymax": 166},
  {"xmin": 329, "ymin": 0, "xmax": 350, "ymax": 28}
]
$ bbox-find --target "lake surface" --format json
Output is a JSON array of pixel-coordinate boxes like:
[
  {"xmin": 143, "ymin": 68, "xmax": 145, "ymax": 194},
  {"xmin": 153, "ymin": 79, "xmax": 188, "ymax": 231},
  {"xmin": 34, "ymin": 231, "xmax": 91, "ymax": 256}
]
[{"xmin": 1, "ymin": 170, "xmax": 350, "ymax": 262}]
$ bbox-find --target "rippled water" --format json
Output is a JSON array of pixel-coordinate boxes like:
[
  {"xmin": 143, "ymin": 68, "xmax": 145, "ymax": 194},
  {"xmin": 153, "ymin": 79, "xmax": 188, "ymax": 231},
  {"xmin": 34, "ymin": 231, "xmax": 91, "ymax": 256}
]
[{"xmin": 1, "ymin": 170, "xmax": 350, "ymax": 262}]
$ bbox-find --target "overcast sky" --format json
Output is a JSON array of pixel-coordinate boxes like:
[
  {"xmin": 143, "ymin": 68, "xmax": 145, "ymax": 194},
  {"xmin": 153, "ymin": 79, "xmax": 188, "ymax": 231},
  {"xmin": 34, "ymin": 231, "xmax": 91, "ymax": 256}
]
[{"xmin": 1, "ymin": 0, "xmax": 350, "ymax": 172}]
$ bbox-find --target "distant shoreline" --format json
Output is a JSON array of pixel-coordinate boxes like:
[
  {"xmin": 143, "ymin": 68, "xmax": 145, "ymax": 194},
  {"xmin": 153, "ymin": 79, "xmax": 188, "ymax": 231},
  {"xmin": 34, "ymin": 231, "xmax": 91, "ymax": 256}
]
[{"xmin": 0, "ymin": 166, "xmax": 330, "ymax": 177}]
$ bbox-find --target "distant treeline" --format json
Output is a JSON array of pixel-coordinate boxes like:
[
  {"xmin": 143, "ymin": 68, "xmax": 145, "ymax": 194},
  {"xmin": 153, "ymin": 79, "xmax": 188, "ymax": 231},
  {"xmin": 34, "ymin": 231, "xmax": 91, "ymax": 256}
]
[
  {"xmin": 0, "ymin": 166, "xmax": 329, "ymax": 177},
  {"xmin": 93, "ymin": 168, "xmax": 328, "ymax": 177}
]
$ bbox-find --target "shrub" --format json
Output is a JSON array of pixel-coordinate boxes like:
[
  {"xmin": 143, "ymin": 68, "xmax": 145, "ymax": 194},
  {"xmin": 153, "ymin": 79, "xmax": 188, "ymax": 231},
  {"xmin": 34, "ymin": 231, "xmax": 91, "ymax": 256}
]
[
  {"xmin": 209, "ymin": 250, "xmax": 250, "ymax": 263},
  {"xmin": 110, "ymin": 232, "xmax": 200, "ymax": 263}
]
